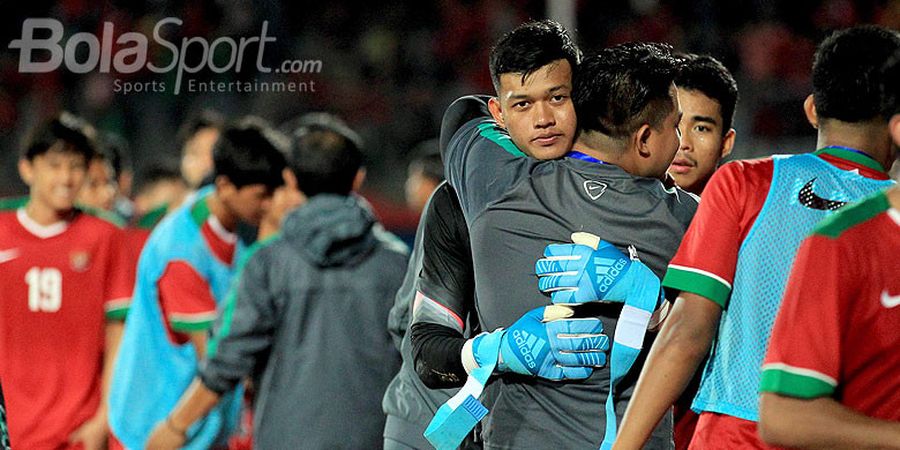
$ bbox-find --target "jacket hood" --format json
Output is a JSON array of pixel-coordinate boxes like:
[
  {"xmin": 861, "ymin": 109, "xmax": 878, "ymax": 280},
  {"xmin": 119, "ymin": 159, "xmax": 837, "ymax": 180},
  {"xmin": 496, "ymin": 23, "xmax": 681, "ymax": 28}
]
[{"xmin": 282, "ymin": 194, "xmax": 377, "ymax": 267}]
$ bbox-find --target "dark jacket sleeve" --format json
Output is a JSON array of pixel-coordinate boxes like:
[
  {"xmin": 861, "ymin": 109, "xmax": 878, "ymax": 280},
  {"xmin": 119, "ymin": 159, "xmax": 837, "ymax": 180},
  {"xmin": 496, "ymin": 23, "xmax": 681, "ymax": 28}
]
[
  {"xmin": 439, "ymin": 95, "xmax": 492, "ymax": 164},
  {"xmin": 409, "ymin": 322, "xmax": 468, "ymax": 389},
  {"xmin": 200, "ymin": 248, "xmax": 279, "ymax": 395},
  {"xmin": 409, "ymin": 183, "xmax": 477, "ymax": 389}
]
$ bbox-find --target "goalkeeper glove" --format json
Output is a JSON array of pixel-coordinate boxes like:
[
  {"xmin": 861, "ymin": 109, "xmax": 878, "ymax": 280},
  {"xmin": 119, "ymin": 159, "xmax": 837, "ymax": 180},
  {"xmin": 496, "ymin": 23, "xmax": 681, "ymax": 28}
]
[
  {"xmin": 535, "ymin": 232, "xmax": 663, "ymax": 305},
  {"xmin": 465, "ymin": 304, "xmax": 609, "ymax": 381}
]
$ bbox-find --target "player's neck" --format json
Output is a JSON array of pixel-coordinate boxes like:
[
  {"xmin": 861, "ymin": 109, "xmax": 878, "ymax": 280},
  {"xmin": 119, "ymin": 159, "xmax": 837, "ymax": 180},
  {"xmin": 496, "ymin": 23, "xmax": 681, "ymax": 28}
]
[
  {"xmin": 205, "ymin": 193, "xmax": 237, "ymax": 232},
  {"xmin": 24, "ymin": 198, "xmax": 74, "ymax": 226},
  {"xmin": 888, "ymin": 186, "xmax": 900, "ymax": 210},
  {"xmin": 573, "ymin": 134, "xmax": 639, "ymax": 174},
  {"xmin": 816, "ymin": 121, "xmax": 893, "ymax": 171}
]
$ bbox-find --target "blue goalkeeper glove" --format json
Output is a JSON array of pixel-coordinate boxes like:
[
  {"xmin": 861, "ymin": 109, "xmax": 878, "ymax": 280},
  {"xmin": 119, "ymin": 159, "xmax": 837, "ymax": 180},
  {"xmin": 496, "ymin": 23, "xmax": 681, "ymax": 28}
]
[
  {"xmin": 467, "ymin": 305, "xmax": 609, "ymax": 381},
  {"xmin": 534, "ymin": 232, "xmax": 664, "ymax": 305}
]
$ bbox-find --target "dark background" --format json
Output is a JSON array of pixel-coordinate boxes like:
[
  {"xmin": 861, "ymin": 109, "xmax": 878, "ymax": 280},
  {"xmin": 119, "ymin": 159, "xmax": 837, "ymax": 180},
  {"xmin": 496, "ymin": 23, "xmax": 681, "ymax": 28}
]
[{"xmin": 1, "ymin": 0, "xmax": 898, "ymax": 226}]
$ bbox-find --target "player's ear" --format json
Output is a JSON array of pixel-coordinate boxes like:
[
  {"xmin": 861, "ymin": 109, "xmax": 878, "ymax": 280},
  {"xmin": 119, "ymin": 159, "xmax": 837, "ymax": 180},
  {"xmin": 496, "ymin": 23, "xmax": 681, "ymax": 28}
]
[
  {"xmin": 352, "ymin": 168, "xmax": 366, "ymax": 192},
  {"xmin": 635, "ymin": 124, "xmax": 653, "ymax": 157},
  {"xmin": 488, "ymin": 97, "xmax": 506, "ymax": 128},
  {"xmin": 281, "ymin": 168, "xmax": 297, "ymax": 190},
  {"xmin": 803, "ymin": 95, "xmax": 818, "ymax": 129},
  {"xmin": 17, "ymin": 159, "xmax": 33, "ymax": 186},
  {"xmin": 214, "ymin": 175, "xmax": 236, "ymax": 197},
  {"xmin": 889, "ymin": 114, "xmax": 900, "ymax": 148},
  {"xmin": 720, "ymin": 128, "xmax": 736, "ymax": 159}
]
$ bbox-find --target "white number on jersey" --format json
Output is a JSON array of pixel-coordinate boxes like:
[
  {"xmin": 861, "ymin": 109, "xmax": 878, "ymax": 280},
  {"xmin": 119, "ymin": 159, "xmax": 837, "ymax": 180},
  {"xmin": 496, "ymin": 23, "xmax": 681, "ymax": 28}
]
[{"xmin": 25, "ymin": 267, "xmax": 62, "ymax": 312}]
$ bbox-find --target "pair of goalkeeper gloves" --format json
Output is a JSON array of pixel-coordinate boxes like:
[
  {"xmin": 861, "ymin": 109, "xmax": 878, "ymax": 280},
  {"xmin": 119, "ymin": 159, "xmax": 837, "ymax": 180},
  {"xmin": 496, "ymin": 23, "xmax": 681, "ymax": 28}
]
[{"xmin": 462, "ymin": 232, "xmax": 663, "ymax": 381}]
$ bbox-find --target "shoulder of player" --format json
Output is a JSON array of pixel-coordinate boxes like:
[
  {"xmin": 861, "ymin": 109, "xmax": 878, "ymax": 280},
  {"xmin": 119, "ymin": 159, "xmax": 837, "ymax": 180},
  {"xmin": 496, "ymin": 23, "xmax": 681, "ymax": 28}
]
[
  {"xmin": 371, "ymin": 223, "xmax": 410, "ymax": 257},
  {"xmin": 235, "ymin": 233, "xmax": 283, "ymax": 270},
  {"xmin": 0, "ymin": 196, "xmax": 28, "ymax": 212},
  {"xmin": 716, "ymin": 157, "xmax": 774, "ymax": 181},
  {"xmin": 76, "ymin": 206, "xmax": 127, "ymax": 229},
  {"xmin": 812, "ymin": 190, "xmax": 890, "ymax": 239}
]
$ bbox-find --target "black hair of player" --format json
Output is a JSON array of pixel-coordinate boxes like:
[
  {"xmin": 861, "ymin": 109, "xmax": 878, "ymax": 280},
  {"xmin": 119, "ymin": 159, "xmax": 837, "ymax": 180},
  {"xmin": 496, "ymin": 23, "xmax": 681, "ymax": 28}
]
[
  {"xmin": 290, "ymin": 115, "xmax": 364, "ymax": 197},
  {"xmin": 212, "ymin": 117, "xmax": 288, "ymax": 192},
  {"xmin": 881, "ymin": 50, "xmax": 900, "ymax": 117},
  {"xmin": 676, "ymin": 54, "xmax": 738, "ymax": 134},
  {"xmin": 95, "ymin": 132, "xmax": 132, "ymax": 180},
  {"xmin": 574, "ymin": 42, "xmax": 683, "ymax": 138},
  {"xmin": 407, "ymin": 138, "xmax": 443, "ymax": 183},
  {"xmin": 133, "ymin": 162, "xmax": 186, "ymax": 198},
  {"xmin": 812, "ymin": 25, "xmax": 900, "ymax": 122},
  {"xmin": 177, "ymin": 109, "xmax": 225, "ymax": 151},
  {"xmin": 489, "ymin": 19, "xmax": 581, "ymax": 93},
  {"xmin": 279, "ymin": 111, "xmax": 351, "ymax": 137},
  {"xmin": 23, "ymin": 111, "xmax": 97, "ymax": 162}
]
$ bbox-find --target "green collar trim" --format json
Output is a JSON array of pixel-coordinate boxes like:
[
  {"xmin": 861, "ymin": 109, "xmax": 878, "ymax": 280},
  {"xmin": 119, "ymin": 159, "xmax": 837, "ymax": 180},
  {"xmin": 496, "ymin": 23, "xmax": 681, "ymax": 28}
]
[{"xmin": 190, "ymin": 195, "xmax": 212, "ymax": 227}]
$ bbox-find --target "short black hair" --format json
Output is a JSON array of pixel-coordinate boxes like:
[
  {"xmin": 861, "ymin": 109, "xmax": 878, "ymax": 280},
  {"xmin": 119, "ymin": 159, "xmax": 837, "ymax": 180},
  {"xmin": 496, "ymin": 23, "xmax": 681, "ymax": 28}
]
[
  {"xmin": 408, "ymin": 138, "xmax": 443, "ymax": 183},
  {"xmin": 280, "ymin": 111, "xmax": 351, "ymax": 136},
  {"xmin": 177, "ymin": 109, "xmax": 225, "ymax": 151},
  {"xmin": 212, "ymin": 117, "xmax": 288, "ymax": 191},
  {"xmin": 574, "ymin": 42, "xmax": 683, "ymax": 138},
  {"xmin": 290, "ymin": 114, "xmax": 364, "ymax": 197},
  {"xmin": 882, "ymin": 50, "xmax": 900, "ymax": 117},
  {"xmin": 813, "ymin": 25, "xmax": 900, "ymax": 122},
  {"xmin": 676, "ymin": 54, "xmax": 739, "ymax": 134},
  {"xmin": 96, "ymin": 132, "xmax": 131, "ymax": 180},
  {"xmin": 133, "ymin": 162, "xmax": 185, "ymax": 197},
  {"xmin": 23, "ymin": 111, "xmax": 97, "ymax": 161},
  {"xmin": 489, "ymin": 19, "xmax": 581, "ymax": 92}
]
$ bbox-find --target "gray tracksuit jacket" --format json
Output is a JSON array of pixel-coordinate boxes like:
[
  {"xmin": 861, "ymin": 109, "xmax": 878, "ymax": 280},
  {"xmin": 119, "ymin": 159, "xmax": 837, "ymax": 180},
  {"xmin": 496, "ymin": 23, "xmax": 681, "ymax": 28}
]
[{"xmin": 200, "ymin": 194, "xmax": 408, "ymax": 450}]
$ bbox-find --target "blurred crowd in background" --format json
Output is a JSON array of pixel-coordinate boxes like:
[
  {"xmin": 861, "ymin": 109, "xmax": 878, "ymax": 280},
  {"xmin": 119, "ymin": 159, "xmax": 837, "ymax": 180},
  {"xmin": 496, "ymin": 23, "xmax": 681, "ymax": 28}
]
[{"xmin": 1, "ymin": 0, "xmax": 899, "ymax": 232}]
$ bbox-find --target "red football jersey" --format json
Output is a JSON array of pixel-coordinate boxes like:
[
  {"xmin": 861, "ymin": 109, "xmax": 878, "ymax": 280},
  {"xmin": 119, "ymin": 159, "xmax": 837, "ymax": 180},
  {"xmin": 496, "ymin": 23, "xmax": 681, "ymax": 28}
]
[
  {"xmin": 761, "ymin": 191, "xmax": 900, "ymax": 420},
  {"xmin": 0, "ymin": 208, "xmax": 133, "ymax": 449}
]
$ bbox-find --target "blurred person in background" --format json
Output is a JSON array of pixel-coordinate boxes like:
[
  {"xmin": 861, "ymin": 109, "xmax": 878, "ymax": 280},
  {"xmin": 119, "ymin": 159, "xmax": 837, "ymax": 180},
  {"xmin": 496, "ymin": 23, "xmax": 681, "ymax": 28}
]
[
  {"xmin": 146, "ymin": 117, "xmax": 407, "ymax": 450},
  {"xmin": 0, "ymin": 381, "xmax": 8, "ymax": 450},
  {"xmin": 0, "ymin": 112, "xmax": 134, "ymax": 449},
  {"xmin": 108, "ymin": 118, "xmax": 287, "ymax": 450},
  {"xmin": 179, "ymin": 110, "xmax": 226, "ymax": 190},
  {"xmin": 404, "ymin": 138, "xmax": 443, "ymax": 215},
  {"xmin": 125, "ymin": 163, "xmax": 191, "ymax": 264},
  {"xmin": 78, "ymin": 144, "xmax": 120, "ymax": 214}
]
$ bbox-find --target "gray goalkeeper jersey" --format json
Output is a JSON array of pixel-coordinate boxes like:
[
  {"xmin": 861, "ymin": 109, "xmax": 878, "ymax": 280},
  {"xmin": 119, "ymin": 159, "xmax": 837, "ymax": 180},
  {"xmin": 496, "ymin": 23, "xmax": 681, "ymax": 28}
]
[{"xmin": 441, "ymin": 96, "xmax": 698, "ymax": 450}]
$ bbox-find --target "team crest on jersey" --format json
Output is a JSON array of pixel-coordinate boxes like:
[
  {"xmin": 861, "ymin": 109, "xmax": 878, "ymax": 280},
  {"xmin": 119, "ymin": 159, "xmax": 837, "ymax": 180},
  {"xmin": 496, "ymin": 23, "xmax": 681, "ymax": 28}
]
[{"xmin": 70, "ymin": 251, "xmax": 91, "ymax": 272}]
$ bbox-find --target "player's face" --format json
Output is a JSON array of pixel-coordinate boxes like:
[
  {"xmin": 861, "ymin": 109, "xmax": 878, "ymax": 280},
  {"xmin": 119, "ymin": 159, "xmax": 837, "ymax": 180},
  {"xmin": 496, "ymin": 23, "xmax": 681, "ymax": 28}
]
[
  {"xmin": 77, "ymin": 158, "xmax": 117, "ymax": 211},
  {"xmin": 405, "ymin": 168, "xmax": 439, "ymax": 214},
  {"xmin": 668, "ymin": 88, "xmax": 734, "ymax": 194},
  {"xmin": 226, "ymin": 183, "xmax": 274, "ymax": 226},
  {"xmin": 19, "ymin": 148, "xmax": 88, "ymax": 214},
  {"xmin": 490, "ymin": 59, "xmax": 576, "ymax": 160},
  {"xmin": 181, "ymin": 127, "xmax": 219, "ymax": 188},
  {"xmin": 644, "ymin": 85, "xmax": 683, "ymax": 178}
]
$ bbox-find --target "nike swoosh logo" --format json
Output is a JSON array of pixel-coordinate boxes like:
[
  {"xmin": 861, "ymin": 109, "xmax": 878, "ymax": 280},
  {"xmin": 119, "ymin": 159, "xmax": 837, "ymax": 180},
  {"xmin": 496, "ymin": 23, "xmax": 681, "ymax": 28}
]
[
  {"xmin": 0, "ymin": 248, "xmax": 20, "ymax": 264},
  {"xmin": 583, "ymin": 180, "xmax": 608, "ymax": 200},
  {"xmin": 881, "ymin": 290, "xmax": 900, "ymax": 309},
  {"xmin": 798, "ymin": 178, "xmax": 847, "ymax": 211}
]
